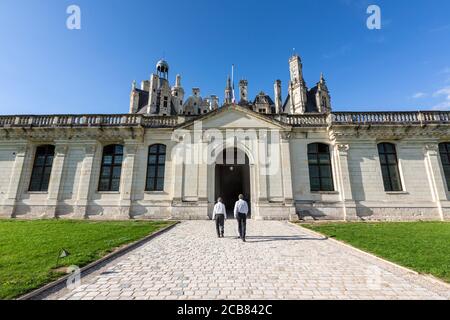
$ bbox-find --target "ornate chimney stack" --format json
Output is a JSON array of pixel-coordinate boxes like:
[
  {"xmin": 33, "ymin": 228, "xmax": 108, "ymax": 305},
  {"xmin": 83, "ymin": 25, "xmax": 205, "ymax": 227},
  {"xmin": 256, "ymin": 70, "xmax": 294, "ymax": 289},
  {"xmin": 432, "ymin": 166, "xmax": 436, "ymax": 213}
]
[
  {"xmin": 274, "ymin": 79, "xmax": 282, "ymax": 114},
  {"xmin": 239, "ymin": 79, "xmax": 248, "ymax": 103}
]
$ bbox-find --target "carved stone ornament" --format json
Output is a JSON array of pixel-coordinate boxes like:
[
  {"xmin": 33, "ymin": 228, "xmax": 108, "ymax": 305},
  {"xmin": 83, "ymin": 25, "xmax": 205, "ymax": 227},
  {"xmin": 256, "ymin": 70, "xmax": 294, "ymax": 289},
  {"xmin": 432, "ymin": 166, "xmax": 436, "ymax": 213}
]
[
  {"xmin": 337, "ymin": 144, "xmax": 350, "ymax": 153},
  {"xmin": 55, "ymin": 145, "xmax": 69, "ymax": 155},
  {"xmin": 424, "ymin": 143, "xmax": 439, "ymax": 154}
]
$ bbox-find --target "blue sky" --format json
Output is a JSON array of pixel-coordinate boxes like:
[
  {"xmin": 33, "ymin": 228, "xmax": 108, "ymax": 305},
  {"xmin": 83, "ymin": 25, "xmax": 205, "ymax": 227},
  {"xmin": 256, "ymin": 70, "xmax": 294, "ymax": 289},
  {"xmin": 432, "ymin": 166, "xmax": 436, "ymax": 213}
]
[{"xmin": 0, "ymin": 0, "xmax": 449, "ymax": 115}]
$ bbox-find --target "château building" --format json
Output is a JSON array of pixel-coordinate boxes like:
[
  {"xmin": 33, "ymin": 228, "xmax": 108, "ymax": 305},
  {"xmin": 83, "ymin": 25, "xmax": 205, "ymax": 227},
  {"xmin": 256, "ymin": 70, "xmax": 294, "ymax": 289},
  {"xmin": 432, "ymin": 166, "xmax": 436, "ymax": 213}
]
[{"xmin": 1, "ymin": 55, "xmax": 450, "ymax": 221}]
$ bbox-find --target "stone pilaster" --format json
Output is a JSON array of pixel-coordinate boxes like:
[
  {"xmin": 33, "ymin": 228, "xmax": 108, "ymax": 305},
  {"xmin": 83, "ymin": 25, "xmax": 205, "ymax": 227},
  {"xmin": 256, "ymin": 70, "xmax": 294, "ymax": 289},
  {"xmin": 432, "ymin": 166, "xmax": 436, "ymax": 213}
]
[
  {"xmin": 172, "ymin": 134, "xmax": 185, "ymax": 203},
  {"xmin": 75, "ymin": 143, "xmax": 97, "ymax": 218},
  {"xmin": 1, "ymin": 144, "xmax": 28, "ymax": 218},
  {"xmin": 280, "ymin": 132, "xmax": 294, "ymax": 204},
  {"xmin": 336, "ymin": 144, "xmax": 356, "ymax": 220},
  {"xmin": 424, "ymin": 144, "xmax": 447, "ymax": 221},
  {"xmin": 197, "ymin": 139, "xmax": 208, "ymax": 203},
  {"xmin": 45, "ymin": 143, "xmax": 69, "ymax": 218},
  {"xmin": 257, "ymin": 131, "xmax": 268, "ymax": 203},
  {"xmin": 119, "ymin": 141, "xmax": 140, "ymax": 219}
]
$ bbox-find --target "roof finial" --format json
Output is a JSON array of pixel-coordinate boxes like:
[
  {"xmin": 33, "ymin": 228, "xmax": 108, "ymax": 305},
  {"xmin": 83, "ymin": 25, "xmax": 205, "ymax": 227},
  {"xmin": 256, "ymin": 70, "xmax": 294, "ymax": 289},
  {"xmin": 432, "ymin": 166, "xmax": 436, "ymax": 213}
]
[{"xmin": 320, "ymin": 72, "xmax": 325, "ymax": 83}]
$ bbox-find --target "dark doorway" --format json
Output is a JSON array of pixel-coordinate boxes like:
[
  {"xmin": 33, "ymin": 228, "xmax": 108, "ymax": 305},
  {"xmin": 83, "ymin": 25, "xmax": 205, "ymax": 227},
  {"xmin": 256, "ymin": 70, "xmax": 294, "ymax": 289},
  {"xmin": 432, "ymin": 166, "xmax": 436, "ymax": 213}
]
[{"xmin": 215, "ymin": 148, "xmax": 251, "ymax": 219}]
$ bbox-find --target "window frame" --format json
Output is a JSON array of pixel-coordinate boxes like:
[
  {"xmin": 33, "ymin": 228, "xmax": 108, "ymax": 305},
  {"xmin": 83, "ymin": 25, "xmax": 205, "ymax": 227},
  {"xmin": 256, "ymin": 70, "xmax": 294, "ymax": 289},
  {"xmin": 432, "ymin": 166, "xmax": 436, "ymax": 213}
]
[
  {"xmin": 98, "ymin": 144, "xmax": 123, "ymax": 192},
  {"xmin": 145, "ymin": 144, "xmax": 166, "ymax": 192},
  {"xmin": 307, "ymin": 143, "xmax": 334, "ymax": 192},
  {"xmin": 377, "ymin": 142, "xmax": 403, "ymax": 192},
  {"xmin": 29, "ymin": 144, "xmax": 55, "ymax": 192},
  {"xmin": 439, "ymin": 142, "xmax": 450, "ymax": 191}
]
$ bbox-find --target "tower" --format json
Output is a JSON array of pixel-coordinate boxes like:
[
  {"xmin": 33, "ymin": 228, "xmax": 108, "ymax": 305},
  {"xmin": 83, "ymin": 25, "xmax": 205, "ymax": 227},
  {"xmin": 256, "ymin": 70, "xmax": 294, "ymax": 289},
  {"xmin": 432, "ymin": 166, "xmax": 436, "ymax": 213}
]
[
  {"xmin": 274, "ymin": 79, "xmax": 282, "ymax": 114},
  {"xmin": 288, "ymin": 55, "xmax": 308, "ymax": 114},
  {"xmin": 224, "ymin": 76, "xmax": 233, "ymax": 104},
  {"xmin": 239, "ymin": 80, "xmax": 248, "ymax": 103},
  {"xmin": 147, "ymin": 60, "xmax": 172, "ymax": 115},
  {"xmin": 171, "ymin": 74, "xmax": 185, "ymax": 114}
]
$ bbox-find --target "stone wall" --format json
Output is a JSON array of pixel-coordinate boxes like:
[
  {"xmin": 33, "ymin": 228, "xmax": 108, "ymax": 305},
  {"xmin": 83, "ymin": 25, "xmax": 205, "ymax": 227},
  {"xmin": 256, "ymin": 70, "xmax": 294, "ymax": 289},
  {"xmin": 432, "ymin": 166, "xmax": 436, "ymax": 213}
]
[{"xmin": 1, "ymin": 109, "xmax": 450, "ymax": 221}]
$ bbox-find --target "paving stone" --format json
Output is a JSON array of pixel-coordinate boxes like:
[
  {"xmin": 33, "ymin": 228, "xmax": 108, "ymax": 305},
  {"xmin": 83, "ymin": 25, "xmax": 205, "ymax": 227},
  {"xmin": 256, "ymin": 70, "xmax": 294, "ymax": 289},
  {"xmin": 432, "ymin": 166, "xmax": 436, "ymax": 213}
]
[{"xmin": 48, "ymin": 221, "xmax": 450, "ymax": 300}]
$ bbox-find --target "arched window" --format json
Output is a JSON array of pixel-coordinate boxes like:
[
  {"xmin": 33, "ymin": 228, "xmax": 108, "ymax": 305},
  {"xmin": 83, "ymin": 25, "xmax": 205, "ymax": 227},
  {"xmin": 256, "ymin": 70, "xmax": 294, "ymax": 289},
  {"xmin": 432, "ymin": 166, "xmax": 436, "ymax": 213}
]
[
  {"xmin": 98, "ymin": 144, "xmax": 123, "ymax": 192},
  {"xmin": 378, "ymin": 143, "xmax": 402, "ymax": 191},
  {"xmin": 439, "ymin": 143, "xmax": 450, "ymax": 190},
  {"xmin": 29, "ymin": 145, "xmax": 55, "ymax": 192},
  {"xmin": 146, "ymin": 144, "xmax": 166, "ymax": 191},
  {"xmin": 308, "ymin": 143, "xmax": 334, "ymax": 192}
]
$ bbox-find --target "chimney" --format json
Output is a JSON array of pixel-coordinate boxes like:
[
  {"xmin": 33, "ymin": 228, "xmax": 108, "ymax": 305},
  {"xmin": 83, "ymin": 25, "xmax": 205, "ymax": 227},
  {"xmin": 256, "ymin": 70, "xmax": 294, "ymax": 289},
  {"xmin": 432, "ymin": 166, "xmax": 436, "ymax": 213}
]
[
  {"xmin": 239, "ymin": 79, "xmax": 248, "ymax": 103},
  {"xmin": 274, "ymin": 80, "xmax": 282, "ymax": 114}
]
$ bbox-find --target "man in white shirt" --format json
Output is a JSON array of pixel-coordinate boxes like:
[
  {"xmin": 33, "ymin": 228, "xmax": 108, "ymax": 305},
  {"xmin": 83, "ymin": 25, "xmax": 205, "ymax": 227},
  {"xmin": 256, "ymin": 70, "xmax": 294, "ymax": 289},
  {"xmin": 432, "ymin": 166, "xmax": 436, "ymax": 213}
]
[
  {"xmin": 212, "ymin": 197, "xmax": 226, "ymax": 238},
  {"xmin": 234, "ymin": 194, "xmax": 249, "ymax": 242}
]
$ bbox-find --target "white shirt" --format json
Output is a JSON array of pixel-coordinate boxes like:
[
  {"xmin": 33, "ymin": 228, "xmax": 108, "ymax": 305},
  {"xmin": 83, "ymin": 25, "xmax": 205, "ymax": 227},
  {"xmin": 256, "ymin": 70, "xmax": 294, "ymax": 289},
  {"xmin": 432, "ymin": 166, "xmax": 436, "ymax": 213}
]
[
  {"xmin": 233, "ymin": 199, "xmax": 249, "ymax": 218},
  {"xmin": 212, "ymin": 202, "xmax": 226, "ymax": 219}
]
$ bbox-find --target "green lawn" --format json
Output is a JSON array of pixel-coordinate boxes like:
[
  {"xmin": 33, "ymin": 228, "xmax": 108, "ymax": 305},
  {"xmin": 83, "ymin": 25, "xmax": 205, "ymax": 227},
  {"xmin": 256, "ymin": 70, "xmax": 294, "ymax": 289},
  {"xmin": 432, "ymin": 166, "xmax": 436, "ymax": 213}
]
[
  {"xmin": 0, "ymin": 219, "xmax": 174, "ymax": 299},
  {"xmin": 302, "ymin": 222, "xmax": 450, "ymax": 283}
]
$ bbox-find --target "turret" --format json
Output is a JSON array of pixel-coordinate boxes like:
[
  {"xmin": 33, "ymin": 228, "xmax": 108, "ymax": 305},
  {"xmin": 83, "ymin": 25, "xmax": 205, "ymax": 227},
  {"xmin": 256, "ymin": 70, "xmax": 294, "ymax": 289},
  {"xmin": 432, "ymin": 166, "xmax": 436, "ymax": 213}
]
[
  {"xmin": 156, "ymin": 59, "xmax": 169, "ymax": 80},
  {"xmin": 315, "ymin": 73, "xmax": 331, "ymax": 113},
  {"xmin": 129, "ymin": 80, "xmax": 139, "ymax": 113},
  {"xmin": 171, "ymin": 74, "xmax": 185, "ymax": 114}
]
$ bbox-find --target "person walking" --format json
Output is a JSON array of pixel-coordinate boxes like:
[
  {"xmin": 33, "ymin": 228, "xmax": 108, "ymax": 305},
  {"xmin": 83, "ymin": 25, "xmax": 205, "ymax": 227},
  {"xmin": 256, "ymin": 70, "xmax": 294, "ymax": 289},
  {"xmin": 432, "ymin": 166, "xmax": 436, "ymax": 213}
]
[
  {"xmin": 234, "ymin": 194, "xmax": 249, "ymax": 242},
  {"xmin": 212, "ymin": 197, "xmax": 226, "ymax": 238}
]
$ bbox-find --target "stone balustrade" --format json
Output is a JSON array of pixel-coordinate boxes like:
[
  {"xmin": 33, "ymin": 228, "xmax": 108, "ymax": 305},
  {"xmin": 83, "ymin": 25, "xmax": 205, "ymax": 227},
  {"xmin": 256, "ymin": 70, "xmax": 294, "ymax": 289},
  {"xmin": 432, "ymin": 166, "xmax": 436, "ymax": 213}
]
[
  {"xmin": 332, "ymin": 111, "xmax": 450, "ymax": 125},
  {"xmin": 278, "ymin": 114, "xmax": 329, "ymax": 126},
  {"xmin": 0, "ymin": 114, "xmax": 177, "ymax": 128},
  {"xmin": 1, "ymin": 111, "xmax": 450, "ymax": 129}
]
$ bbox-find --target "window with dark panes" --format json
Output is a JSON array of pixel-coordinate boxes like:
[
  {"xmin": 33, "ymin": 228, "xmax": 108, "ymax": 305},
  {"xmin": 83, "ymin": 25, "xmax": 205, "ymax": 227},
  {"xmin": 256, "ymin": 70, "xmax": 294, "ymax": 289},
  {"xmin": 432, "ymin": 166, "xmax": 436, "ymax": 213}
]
[
  {"xmin": 378, "ymin": 143, "xmax": 402, "ymax": 191},
  {"xmin": 146, "ymin": 144, "xmax": 166, "ymax": 191},
  {"xmin": 29, "ymin": 145, "xmax": 55, "ymax": 192},
  {"xmin": 439, "ymin": 143, "xmax": 450, "ymax": 190},
  {"xmin": 98, "ymin": 144, "xmax": 123, "ymax": 192},
  {"xmin": 308, "ymin": 143, "xmax": 334, "ymax": 192}
]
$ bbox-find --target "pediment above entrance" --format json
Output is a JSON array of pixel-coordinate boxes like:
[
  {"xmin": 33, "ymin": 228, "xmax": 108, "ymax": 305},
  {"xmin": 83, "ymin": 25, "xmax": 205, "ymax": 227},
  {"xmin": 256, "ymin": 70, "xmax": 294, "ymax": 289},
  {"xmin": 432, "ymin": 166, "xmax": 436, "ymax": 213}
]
[{"xmin": 176, "ymin": 104, "xmax": 291, "ymax": 130}]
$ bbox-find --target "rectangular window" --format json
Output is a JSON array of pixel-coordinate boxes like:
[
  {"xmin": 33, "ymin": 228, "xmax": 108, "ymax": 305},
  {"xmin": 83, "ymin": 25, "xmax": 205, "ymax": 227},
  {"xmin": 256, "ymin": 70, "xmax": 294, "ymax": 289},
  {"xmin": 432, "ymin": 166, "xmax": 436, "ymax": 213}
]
[
  {"xmin": 308, "ymin": 143, "xmax": 334, "ymax": 192},
  {"xmin": 146, "ymin": 144, "xmax": 166, "ymax": 191},
  {"xmin": 378, "ymin": 143, "xmax": 402, "ymax": 191},
  {"xmin": 98, "ymin": 144, "xmax": 123, "ymax": 192},
  {"xmin": 29, "ymin": 145, "xmax": 55, "ymax": 192},
  {"xmin": 439, "ymin": 143, "xmax": 450, "ymax": 191}
]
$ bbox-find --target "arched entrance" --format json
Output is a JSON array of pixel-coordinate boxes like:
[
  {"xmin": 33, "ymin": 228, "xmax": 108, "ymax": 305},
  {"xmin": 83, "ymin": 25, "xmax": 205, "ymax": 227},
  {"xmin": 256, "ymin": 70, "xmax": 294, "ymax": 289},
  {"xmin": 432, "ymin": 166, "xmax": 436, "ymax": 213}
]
[{"xmin": 214, "ymin": 148, "xmax": 251, "ymax": 218}]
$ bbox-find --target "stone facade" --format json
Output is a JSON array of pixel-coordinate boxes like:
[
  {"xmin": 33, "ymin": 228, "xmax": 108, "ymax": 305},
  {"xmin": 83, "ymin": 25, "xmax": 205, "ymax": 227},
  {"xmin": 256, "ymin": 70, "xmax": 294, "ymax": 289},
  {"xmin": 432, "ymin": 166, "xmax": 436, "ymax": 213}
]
[{"xmin": 1, "ymin": 56, "xmax": 450, "ymax": 221}]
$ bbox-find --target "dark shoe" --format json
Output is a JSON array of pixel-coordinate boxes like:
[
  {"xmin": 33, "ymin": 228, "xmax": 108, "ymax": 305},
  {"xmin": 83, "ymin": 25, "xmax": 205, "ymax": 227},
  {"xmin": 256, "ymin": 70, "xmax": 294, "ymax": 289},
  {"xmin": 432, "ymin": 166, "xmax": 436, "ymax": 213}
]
[
  {"xmin": 221, "ymin": 234, "xmax": 224, "ymax": 238},
  {"xmin": 242, "ymin": 238, "xmax": 246, "ymax": 242}
]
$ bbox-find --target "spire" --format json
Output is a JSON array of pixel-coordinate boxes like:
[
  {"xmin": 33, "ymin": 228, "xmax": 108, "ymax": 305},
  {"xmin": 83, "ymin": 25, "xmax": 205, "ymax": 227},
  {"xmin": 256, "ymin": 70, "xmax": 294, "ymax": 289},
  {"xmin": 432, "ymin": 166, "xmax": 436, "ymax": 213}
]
[
  {"xmin": 320, "ymin": 72, "xmax": 325, "ymax": 84},
  {"xmin": 231, "ymin": 64, "xmax": 236, "ymax": 103}
]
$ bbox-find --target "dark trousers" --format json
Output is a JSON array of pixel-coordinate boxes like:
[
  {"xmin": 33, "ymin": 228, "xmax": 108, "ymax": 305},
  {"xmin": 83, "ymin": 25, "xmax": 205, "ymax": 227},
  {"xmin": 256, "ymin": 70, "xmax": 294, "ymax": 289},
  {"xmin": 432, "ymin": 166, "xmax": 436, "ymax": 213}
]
[
  {"xmin": 237, "ymin": 212, "xmax": 247, "ymax": 239},
  {"xmin": 215, "ymin": 214, "xmax": 225, "ymax": 236}
]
